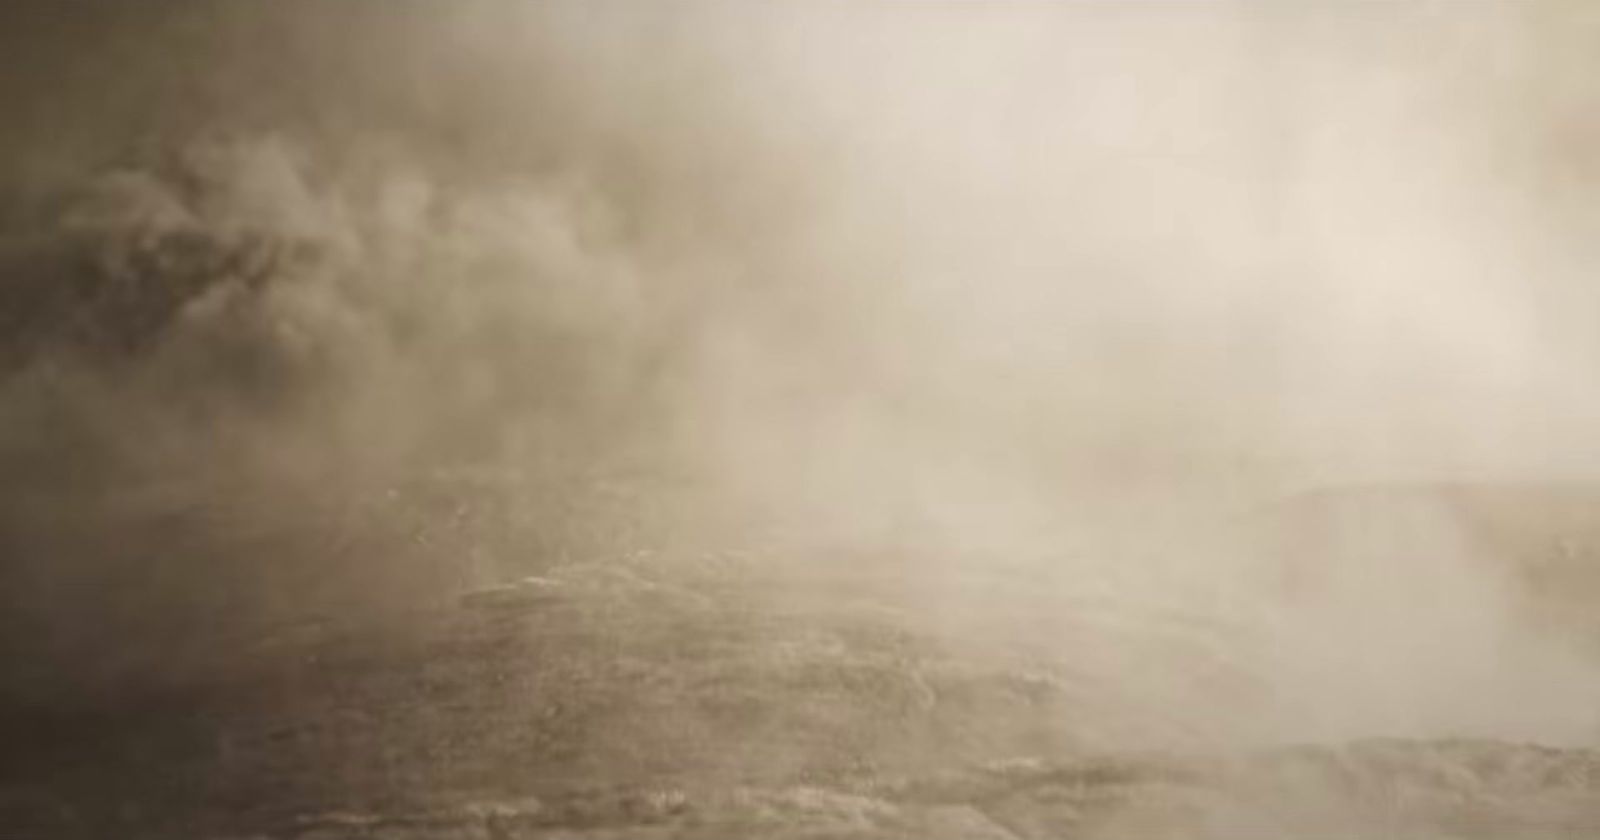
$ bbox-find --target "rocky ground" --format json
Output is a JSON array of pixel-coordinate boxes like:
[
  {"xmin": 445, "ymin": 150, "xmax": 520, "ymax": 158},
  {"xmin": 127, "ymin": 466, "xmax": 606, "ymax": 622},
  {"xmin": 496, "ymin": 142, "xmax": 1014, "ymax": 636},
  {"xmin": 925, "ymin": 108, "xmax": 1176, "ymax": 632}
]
[{"xmin": 3, "ymin": 547, "xmax": 1598, "ymax": 840}]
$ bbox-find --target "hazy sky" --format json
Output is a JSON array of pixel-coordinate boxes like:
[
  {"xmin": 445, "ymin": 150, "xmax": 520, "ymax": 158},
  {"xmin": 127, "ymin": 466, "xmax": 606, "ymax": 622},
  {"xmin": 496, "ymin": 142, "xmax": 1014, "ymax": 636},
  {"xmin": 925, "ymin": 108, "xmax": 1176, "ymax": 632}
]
[
  {"xmin": 5, "ymin": 0, "xmax": 1600, "ymax": 748},
  {"xmin": 3, "ymin": 2, "xmax": 1600, "ymax": 518}
]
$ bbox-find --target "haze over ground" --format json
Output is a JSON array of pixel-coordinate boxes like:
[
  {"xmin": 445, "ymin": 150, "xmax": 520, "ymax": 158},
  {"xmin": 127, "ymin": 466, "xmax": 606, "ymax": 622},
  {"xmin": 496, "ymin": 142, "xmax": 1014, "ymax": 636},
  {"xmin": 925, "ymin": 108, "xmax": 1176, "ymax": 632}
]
[{"xmin": 2, "ymin": 3, "xmax": 1600, "ymax": 822}]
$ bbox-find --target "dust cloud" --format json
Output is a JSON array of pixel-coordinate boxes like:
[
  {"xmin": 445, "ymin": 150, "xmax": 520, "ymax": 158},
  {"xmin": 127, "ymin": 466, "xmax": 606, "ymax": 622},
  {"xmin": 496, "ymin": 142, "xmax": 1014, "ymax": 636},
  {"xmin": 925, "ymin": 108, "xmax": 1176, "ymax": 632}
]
[{"xmin": 2, "ymin": 0, "xmax": 1599, "ymax": 779}]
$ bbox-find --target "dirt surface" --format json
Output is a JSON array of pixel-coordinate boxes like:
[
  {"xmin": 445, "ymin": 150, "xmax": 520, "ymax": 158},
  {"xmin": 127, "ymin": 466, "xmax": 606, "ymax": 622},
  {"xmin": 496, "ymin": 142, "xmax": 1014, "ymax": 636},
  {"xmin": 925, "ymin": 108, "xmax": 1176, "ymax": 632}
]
[{"xmin": 3, "ymin": 549, "xmax": 1598, "ymax": 840}]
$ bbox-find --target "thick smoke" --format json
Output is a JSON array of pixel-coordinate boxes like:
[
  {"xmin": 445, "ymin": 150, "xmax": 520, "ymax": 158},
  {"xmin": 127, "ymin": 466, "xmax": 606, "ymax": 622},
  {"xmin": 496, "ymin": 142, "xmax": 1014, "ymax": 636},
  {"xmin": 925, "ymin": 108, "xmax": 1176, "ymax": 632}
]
[{"xmin": 2, "ymin": 0, "xmax": 1599, "ymax": 752}]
